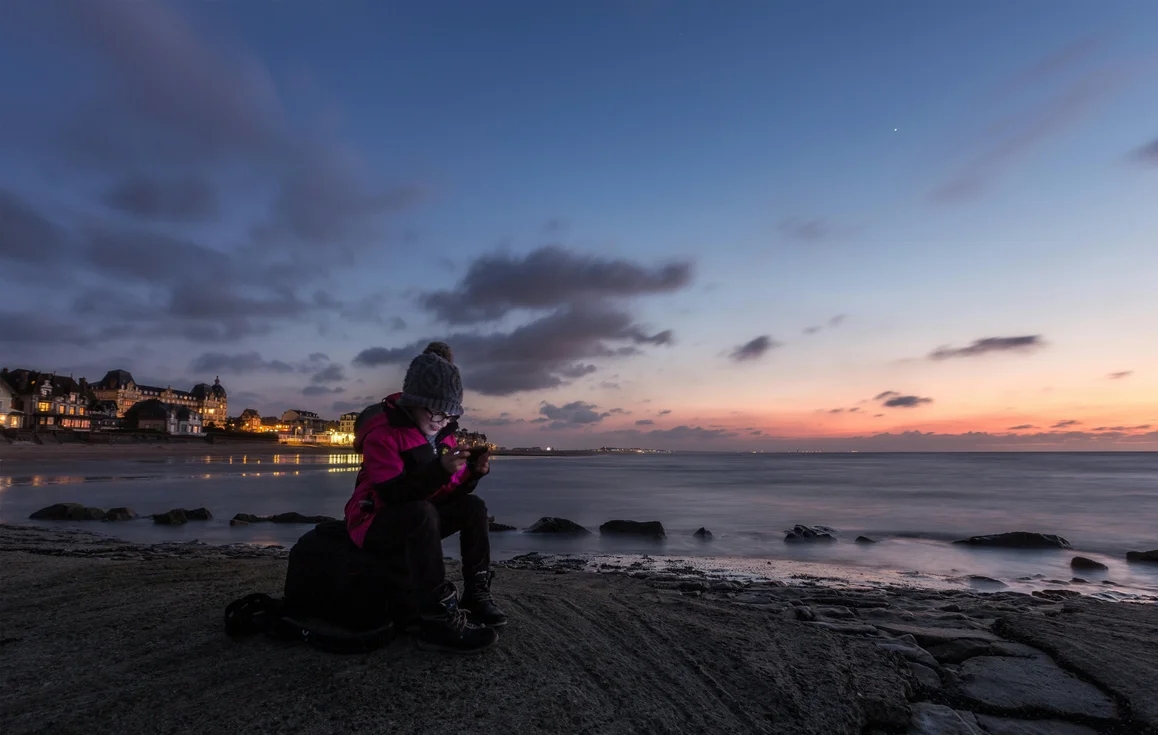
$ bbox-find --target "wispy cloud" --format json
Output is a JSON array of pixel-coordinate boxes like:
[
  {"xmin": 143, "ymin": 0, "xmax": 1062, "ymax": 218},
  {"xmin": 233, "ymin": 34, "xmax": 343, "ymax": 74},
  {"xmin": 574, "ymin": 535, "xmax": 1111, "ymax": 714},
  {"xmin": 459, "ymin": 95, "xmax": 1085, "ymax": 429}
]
[
  {"xmin": 1108, "ymin": 371, "xmax": 1133, "ymax": 380},
  {"xmin": 1051, "ymin": 419, "xmax": 1082, "ymax": 429},
  {"xmin": 729, "ymin": 335, "xmax": 781, "ymax": 362},
  {"xmin": 929, "ymin": 335, "xmax": 1044, "ymax": 360}
]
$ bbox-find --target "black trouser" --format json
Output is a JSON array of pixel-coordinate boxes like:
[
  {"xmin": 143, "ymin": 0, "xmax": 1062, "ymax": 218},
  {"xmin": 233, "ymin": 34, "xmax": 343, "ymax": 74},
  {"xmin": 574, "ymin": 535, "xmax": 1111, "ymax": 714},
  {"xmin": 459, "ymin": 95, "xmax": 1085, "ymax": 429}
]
[{"xmin": 363, "ymin": 493, "xmax": 491, "ymax": 608}]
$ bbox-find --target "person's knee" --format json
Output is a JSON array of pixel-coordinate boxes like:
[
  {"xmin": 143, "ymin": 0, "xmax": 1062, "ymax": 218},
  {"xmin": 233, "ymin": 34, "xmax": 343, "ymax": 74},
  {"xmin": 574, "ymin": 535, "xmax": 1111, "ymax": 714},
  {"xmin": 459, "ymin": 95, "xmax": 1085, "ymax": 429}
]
[
  {"xmin": 399, "ymin": 501, "xmax": 440, "ymax": 533},
  {"xmin": 460, "ymin": 493, "xmax": 487, "ymax": 517}
]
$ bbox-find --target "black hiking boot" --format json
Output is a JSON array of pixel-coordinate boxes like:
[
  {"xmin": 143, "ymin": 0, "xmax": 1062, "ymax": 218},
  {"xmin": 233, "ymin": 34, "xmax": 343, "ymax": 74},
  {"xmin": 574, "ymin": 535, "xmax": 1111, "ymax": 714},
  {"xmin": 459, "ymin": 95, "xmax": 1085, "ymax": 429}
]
[
  {"xmin": 416, "ymin": 584, "xmax": 498, "ymax": 654},
  {"xmin": 461, "ymin": 570, "xmax": 508, "ymax": 628}
]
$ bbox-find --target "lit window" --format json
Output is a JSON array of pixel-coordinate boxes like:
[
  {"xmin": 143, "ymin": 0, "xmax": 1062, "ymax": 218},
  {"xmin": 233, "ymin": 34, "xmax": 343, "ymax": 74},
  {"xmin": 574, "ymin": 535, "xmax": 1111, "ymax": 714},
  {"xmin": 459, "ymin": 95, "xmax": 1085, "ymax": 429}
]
[
  {"xmin": 38, "ymin": 402, "xmax": 51, "ymax": 412},
  {"xmin": 69, "ymin": 406, "xmax": 76, "ymax": 415},
  {"xmin": 78, "ymin": 407, "xmax": 85, "ymax": 415},
  {"xmin": 58, "ymin": 405, "xmax": 65, "ymax": 414}
]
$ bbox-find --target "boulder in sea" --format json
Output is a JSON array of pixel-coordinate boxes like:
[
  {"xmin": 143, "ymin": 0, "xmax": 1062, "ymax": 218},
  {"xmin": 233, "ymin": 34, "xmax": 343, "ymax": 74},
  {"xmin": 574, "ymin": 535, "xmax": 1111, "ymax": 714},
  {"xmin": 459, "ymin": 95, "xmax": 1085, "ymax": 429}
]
[
  {"xmin": 269, "ymin": 512, "xmax": 338, "ymax": 524},
  {"xmin": 1126, "ymin": 549, "xmax": 1158, "ymax": 563},
  {"xmin": 855, "ymin": 536, "xmax": 878, "ymax": 544},
  {"xmin": 600, "ymin": 520, "xmax": 666, "ymax": 539},
  {"xmin": 1071, "ymin": 556, "xmax": 1109, "ymax": 571},
  {"xmin": 153, "ymin": 509, "xmax": 188, "ymax": 525},
  {"xmin": 785, "ymin": 524, "xmax": 838, "ymax": 542},
  {"xmin": 525, "ymin": 517, "xmax": 590, "ymax": 534},
  {"xmin": 952, "ymin": 532, "xmax": 1072, "ymax": 550},
  {"xmin": 29, "ymin": 503, "xmax": 106, "ymax": 521},
  {"xmin": 229, "ymin": 519, "xmax": 249, "ymax": 527},
  {"xmin": 489, "ymin": 520, "xmax": 517, "ymax": 532},
  {"xmin": 693, "ymin": 527, "xmax": 713, "ymax": 540},
  {"xmin": 103, "ymin": 507, "xmax": 138, "ymax": 521},
  {"xmin": 232, "ymin": 513, "xmax": 266, "ymax": 523},
  {"xmin": 185, "ymin": 507, "xmax": 213, "ymax": 521}
]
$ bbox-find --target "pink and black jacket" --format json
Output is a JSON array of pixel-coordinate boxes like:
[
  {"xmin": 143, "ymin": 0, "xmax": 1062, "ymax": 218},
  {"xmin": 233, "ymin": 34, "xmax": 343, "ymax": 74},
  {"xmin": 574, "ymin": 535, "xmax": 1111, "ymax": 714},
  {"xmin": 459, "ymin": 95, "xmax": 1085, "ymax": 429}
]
[{"xmin": 343, "ymin": 393, "xmax": 480, "ymax": 548}]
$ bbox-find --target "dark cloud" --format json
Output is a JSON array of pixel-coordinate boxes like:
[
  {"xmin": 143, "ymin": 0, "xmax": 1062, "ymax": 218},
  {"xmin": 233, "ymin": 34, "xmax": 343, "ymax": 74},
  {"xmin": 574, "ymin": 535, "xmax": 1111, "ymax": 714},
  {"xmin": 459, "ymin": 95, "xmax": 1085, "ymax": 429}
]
[
  {"xmin": 600, "ymin": 382, "xmax": 622, "ymax": 390},
  {"xmin": 419, "ymin": 246, "xmax": 692, "ymax": 324},
  {"xmin": 658, "ymin": 409, "xmax": 672, "ymax": 416},
  {"xmin": 929, "ymin": 336, "xmax": 1044, "ymax": 360},
  {"xmin": 803, "ymin": 326, "xmax": 822, "ymax": 336},
  {"xmin": 0, "ymin": 2, "xmax": 422, "ymax": 349},
  {"xmin": 1051, "ymin": 419, "xmax": 1082, "ymax": 429},
  {"xmin": 647, "ymin": 425, "xmax": 737, "ymax": 441},
  {"xmin": 1108, "ymin": 371, "xmax": 1133, "ymax": 380},
  {"xmin": 1092, "ymin": 424, "xmax": 1151, "ymax": 431},
  {"xmin": 635, "ymin": 419, "xmax": 655, "ymax": 426},
  {"xmin": 310, "ymin": 364, "xmax": 346, "ymax": 384},
  {"xmin": 874, "ymin": 391, "xmax": 900, "ymax": 401},
  {"xmin": 1008, "ymin": 424, "xmax": 1038, "ymax": 430},
  {"xmin": 332, "ymin": 400, "xmax": 369, "ymax": 414},
  {"xmin": 729, "ymin": 335, "xmax": 780, "ymax": 362},
  {"xmin": 0, "ymin": 311, "xmax": 97, "ymax": 346},
  {"xmin": 352, "ymin": 304, "xmax": 675, "ymax": 396},
  {"xmin": 0, "ymin": 189, "xmax": 72, "ymax": 263},
  {"xmin": 803, "ymin": 314, "xmax": 847, "ymax": 336},
  {"xmin": 608, "ymin": 408, "xmax": 630, "ymax": 415},
  {"xmin": 828, "ymin": 408, "xmax": 845, "ymax": 414},
  {"xmin": 188, "ymin": 352, "xmax": 294, "ymax": 375},
  {"xmin": 302, "ymin": 385, "xmax": 345, "ymax": 396},
  {"xmin": 1130, "ymin": 139, "xmax": 1158, "ymax": 166},
  {"xmin": 308, "ymin": 352, "xmax": 330, "ymax": 363},
  {"xmin": 540, "ymin": 401, "xmax": 609, "ymax": 426},
  {"xmin": 102, "ymin": 174, "xmax": 217, "ymax": 221},
  {"xmin": 468, "ymin": 417, "xmax": 524, "ymax": 427},
  {"xmin": 750, "ymin": 430, "xmax": 763, "ymax": 436},
  {"xmin": 882, "ymin": 394, "xmax": 933, "ymax": 408}
]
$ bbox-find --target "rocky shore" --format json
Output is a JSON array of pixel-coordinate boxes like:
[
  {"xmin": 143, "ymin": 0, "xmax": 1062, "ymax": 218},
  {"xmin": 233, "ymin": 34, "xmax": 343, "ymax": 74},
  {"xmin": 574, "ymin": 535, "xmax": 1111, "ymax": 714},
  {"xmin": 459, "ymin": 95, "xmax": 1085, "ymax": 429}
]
[{"xmin": 1, "ymin": 524, "xmax": 1155, "ymax": 734}]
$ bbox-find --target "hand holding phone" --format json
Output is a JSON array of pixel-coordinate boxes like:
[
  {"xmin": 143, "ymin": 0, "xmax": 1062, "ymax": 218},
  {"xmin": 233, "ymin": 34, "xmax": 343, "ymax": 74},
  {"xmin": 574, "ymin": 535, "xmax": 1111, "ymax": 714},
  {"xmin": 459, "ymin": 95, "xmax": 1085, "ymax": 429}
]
[{"xmin": 468, "ymin": 446, "xmax": 491, "ymax": 477}]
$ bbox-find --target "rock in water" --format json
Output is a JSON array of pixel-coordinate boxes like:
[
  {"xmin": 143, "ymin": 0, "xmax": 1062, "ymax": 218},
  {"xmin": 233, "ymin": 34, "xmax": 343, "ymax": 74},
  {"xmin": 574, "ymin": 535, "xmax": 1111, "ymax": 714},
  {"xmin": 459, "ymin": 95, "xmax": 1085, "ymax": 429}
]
[
  {"xmin": 489, "ymin": 520, "xmax": 517, "ymax": 532},
  {"xmin": 1070, "ymin": 556, "xmax": 1108, "ymax": 571},
  {"xmin": 153, "ymin": 509, "xmax": 188, "ymax": 525},
  {"xmin": 855, "ymin": 535, "xmax": 878, "ymax": 544},
  {"xmin": 908, "ymin": 703, "xmax": 984, "ymax": 735},
  {"xmin": 693, "ymin": 527, "xmax": 713, "ymax": 539},
  {"xmin": 525, "ymin": 517, "xmax": 590, "ymax": 534},
  {"xmin": 185, "ymin": 507, "xmax": 212, "ymax": 521},
  {"xmin": 784, "ymin": 524, "xmax": 838, "ymax": 542},
  {"xmin": 1126, "ymin": 549, "xmax": 1158, "ymax": 563},
  {"xmin": 269, "ymin": 512, "xmax": 337, "ymax": 524},
  {"xmin": 599, "ymin": 520, "xmax": 665, "ymax": 539},
  {"xmin": 103, "ymin": 507, "xmax": 138, "ymax": 521},
  {"xmin": 29, "ymin": 503, "xmax": 106, "ymax": 521},
  {"xmin": 953, "ymin": 532, "xmax": 1072, "ymax": 549},
  {"xmin": 229, "ymin": 519, "xmax": 249, "ymax": 527},
  {"xmin": 232, "ymin": 513, "xmax": 266, "ymax": 523}
]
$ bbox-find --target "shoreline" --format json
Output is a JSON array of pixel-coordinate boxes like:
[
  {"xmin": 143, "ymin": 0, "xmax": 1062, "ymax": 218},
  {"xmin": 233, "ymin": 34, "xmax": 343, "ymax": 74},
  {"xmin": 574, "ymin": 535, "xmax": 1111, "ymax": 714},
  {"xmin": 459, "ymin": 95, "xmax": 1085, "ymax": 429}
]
[{"xmin": 2, "ymin": 524, "xmax": 1157, "ymax": 734}]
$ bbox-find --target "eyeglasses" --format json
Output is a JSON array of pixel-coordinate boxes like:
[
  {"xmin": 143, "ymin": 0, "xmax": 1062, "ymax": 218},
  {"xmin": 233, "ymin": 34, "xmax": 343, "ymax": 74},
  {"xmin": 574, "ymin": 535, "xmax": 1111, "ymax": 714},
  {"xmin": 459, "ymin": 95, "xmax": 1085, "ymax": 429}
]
[{"xmin": 424, "ymin": 410, "xmax": 459, "ymax": 424}]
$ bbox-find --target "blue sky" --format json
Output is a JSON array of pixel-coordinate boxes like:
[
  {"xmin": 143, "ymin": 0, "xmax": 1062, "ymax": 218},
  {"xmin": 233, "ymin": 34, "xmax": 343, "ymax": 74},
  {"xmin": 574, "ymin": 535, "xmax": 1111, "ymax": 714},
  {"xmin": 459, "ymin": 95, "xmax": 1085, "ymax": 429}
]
[{"xmin": 1, "ymin": 0, "xmax": 1157, "ymax": 450}]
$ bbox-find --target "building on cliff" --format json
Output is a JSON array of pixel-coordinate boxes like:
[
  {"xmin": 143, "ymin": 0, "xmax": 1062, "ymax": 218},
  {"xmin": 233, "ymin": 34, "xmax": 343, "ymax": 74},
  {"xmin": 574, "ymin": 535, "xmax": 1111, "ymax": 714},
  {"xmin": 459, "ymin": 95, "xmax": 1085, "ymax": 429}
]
[{"xmin": 93, "ymin": 370, "xmax": 227, "ymax": 426}]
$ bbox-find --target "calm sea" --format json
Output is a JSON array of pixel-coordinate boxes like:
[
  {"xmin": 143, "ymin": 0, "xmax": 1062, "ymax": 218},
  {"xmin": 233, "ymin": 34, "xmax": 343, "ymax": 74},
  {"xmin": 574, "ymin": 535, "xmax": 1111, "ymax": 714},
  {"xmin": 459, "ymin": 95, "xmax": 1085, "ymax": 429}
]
[{"xmin": 3, "ymin": 452, "xmax": 1157, "ymax": 593}]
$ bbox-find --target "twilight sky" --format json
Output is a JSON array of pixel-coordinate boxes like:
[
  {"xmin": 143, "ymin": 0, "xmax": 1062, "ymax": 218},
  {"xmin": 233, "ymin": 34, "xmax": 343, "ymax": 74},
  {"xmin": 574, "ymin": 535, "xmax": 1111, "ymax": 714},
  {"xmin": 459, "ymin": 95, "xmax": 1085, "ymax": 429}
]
[{"xmin": 2, "ymin": 0, "xmax": 1157, "ymax": 451}]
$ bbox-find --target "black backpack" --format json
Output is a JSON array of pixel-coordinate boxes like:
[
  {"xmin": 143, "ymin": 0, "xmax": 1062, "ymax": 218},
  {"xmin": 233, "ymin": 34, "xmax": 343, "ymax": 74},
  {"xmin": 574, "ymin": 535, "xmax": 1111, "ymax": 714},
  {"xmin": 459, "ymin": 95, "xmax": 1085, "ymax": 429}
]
[{"xmin": 224, "ymin": 521, "xmax": 413, "ymax": 654}]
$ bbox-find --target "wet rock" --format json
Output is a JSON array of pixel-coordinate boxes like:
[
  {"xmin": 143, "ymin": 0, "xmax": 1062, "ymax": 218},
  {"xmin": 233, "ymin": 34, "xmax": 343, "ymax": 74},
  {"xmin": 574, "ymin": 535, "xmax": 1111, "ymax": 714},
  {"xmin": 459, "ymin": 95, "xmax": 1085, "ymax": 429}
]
[
  {"xmin": 1070, "ymin": 577, "xmax": 1089, "ymax": 584},
  {"xmin": 229, "ymin": 519, "xmax": 249, "ymax": 527},
  {"xmin": 814, "ymin": 605, "xmax": 856, "ymax": 620},
  {"xmin": 599, "ymin": 520, "xmax": 665, "ymax": 539},
  {"xmin": 709, "ymin": 580, "xmax": 743, "ymax": 592},
  {"xmin": 232, "ymin": 513, "xmax": 266, "ymax": 523},
  {"xmin": 953, "ymin": 532, "xmax": 1071, "ymax": 550},
  {"xmin": 874, "ymin": 623, "xmax": 998, "ymax": 648},
  {"xmin": 908, "ymin": 703, "xmax": 984, "ymax": 735},
  {"xmin": 152, "ymin": 509, "xmax": 187, "ymax": 525},
  {"xmin": 29, "ymin": 503, "xmax": 106, "ymax": 521},
  {"xmin": 908, "ymin": 662, "xmax": 942, "ymax": 691},
  {"xmin": 784, "ymin": 524, "xmax": 838, "ymax": 542},
  {"xmin": 103, "ymin": 507, "xmax": 138, "ymax": 521},
  {"xmin": 269, "ymin": 512, "xmax": 337, "ymax": 524},
  {"xmin": 1126, "ymin": 549, "xmax": 1158, "ymax": 563},
  {"xmin": 808, "ymin": 595, "xmax": 890, "ymax": 609},
  {"xmin": 693, "ymin": 527, "xmax": 713, "ymax": 539},
  {"xmin": 1032, "ymin": 589, "xmax": 1082, "ymax": 601},
  {"xmin": 874, "ymin": 638, "xmax": 940, "ymax": 670},
  {"xmin": 525, "ymin": 517, "xmax": 591, "ymax": 534},
  {"xmin": 951, "ymin": 656, "xmax": 1116, "ymax": 720},
  {"xmin": 973, "ymin": 715, "xmax": 1098, "ymax": 735},
  {"xmin": 926, "ymin": 639, "xmax": 994, "ymax": 664},
  {"xmin": 856, "ymin": 535, "xmax": 878, "ymax": 544},
  {"xmin": 1070, "ymin": 556, "xmax": 1108, "ymax": 571},
  {"xmin": 487, "ymin": 517, "xmax": 517, "ymax": 532},
  {"xmin": 988, "ymin": 641, "xmax": 1048, "ymax": 659},
  {"xmin": 794, "ymin": 606, "xmax": 816, "ymax": 622},
  {"xmin": 968, "ymin": 575, "xmax": 1008, "ymax": 589},
  {"xmin": 804, "ymin": 621, "xmax": 878, "ymax": 636},
  {"xmin": 185, "ymin": 507, "xmax": 212, "ymax": 521}
]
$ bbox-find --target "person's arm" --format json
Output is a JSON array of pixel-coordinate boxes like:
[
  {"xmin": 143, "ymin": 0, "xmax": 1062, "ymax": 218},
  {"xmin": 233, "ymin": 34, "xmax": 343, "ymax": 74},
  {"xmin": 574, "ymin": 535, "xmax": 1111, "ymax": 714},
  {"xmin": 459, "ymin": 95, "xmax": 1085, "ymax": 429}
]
[
  {"xmin": 362, "ymin": 430, "xmax": 452, "ymax": 505},
  {"xmin": 444, "ymin": 448, "xmax": 490, "ymax": 497}
]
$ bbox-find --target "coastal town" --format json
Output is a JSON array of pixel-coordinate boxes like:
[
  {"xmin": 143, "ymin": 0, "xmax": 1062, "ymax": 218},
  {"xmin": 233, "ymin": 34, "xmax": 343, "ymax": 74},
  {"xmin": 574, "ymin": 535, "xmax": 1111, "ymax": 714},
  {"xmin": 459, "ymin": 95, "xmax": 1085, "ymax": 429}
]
[{"xmin": 0, "ymin": 366, "xmax": 495, "ymax": 450}]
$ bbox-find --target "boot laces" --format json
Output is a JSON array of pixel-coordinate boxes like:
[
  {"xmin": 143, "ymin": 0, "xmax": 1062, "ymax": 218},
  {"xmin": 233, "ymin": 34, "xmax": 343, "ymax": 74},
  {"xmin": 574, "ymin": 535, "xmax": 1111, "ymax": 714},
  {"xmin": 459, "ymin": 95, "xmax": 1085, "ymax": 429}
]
[{"xmin": 470, "ymin": 572, "xmax": 494, "ymax": 604}]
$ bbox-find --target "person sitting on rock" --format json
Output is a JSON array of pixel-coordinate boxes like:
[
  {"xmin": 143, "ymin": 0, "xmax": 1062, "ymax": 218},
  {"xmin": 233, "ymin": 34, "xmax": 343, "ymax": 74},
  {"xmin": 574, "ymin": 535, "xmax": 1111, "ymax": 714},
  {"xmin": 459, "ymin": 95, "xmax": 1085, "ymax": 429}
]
[{"xmin": 344, "ymin": 342, "xmax": 505, "ymax": 654}]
